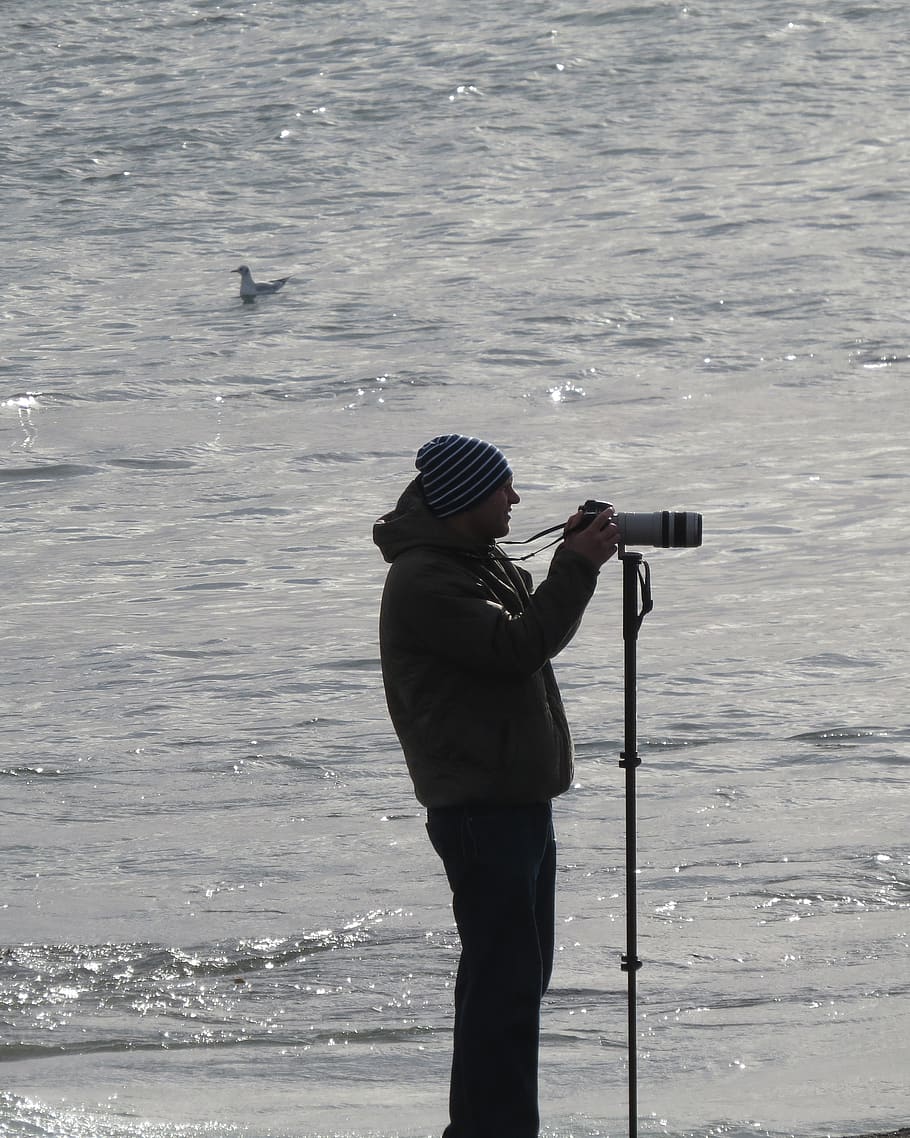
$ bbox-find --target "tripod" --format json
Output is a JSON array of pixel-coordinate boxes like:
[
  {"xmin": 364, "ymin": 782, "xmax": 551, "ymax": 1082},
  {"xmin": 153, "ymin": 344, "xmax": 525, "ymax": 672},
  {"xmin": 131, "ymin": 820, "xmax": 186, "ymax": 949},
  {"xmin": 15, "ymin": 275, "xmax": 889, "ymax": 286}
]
[{"xmin": 618, "ymin": 549, "xmax": 653, "ymax": 1138}]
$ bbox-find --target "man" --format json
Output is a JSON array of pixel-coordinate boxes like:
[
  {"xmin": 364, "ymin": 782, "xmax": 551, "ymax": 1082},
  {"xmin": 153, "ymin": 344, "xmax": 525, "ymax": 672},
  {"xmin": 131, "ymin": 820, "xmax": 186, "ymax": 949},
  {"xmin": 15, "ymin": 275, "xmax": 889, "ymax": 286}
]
[{"xmin": 373, "ymin": 434, "xmax": 619, "ymax": 1138}]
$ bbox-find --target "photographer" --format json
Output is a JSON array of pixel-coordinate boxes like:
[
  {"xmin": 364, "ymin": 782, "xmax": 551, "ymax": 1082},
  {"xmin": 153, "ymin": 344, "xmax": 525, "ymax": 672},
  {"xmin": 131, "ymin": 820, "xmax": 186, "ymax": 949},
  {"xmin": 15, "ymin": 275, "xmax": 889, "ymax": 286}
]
[{"xmin": 373, "ymin": 434, "xmax": 619, "ymax": 1138}]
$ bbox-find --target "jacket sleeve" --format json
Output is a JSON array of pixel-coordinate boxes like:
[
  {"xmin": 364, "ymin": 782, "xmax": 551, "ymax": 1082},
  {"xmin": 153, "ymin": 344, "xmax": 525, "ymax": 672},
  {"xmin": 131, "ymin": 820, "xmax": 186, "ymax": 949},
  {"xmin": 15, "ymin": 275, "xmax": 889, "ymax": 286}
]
[{"xmin": 383, "ymin": 545, "xmax": 600, "ymax": 679}]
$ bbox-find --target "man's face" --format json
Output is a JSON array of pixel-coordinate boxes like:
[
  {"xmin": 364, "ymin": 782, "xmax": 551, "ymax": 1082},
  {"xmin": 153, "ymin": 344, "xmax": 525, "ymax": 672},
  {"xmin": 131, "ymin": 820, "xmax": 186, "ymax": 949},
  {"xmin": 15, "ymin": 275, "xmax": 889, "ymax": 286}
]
[{"xmin": 459, "ymin": 478, "xmax": 521, "ymax": 543}]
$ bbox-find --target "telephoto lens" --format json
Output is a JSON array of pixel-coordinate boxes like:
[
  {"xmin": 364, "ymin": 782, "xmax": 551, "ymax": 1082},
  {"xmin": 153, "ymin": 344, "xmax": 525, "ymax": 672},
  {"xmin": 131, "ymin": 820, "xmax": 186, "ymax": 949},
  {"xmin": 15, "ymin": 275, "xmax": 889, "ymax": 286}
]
[
  {"xmin": 578, "ymin": 501, "xmax": 702, "ymax": 548},
  {"xmin": 614, "ymin": 510, "xmax": 702, "ymax": 547}
]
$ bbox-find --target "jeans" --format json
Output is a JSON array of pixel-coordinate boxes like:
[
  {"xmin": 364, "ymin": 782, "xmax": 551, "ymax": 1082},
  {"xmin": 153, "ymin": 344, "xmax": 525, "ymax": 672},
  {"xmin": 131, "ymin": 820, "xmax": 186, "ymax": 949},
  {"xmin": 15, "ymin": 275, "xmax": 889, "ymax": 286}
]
[{"xmin": 426, "ymin": 802, "xmax": 557, "ymax": 1138}]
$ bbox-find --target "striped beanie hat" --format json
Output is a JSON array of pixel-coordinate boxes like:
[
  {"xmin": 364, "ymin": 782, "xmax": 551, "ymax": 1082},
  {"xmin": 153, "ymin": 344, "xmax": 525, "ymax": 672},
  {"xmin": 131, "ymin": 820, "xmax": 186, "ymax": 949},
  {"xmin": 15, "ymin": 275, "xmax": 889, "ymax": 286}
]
[{"xmin": 415, "ymin": 434, "xmax": 512, "ymax": 518}]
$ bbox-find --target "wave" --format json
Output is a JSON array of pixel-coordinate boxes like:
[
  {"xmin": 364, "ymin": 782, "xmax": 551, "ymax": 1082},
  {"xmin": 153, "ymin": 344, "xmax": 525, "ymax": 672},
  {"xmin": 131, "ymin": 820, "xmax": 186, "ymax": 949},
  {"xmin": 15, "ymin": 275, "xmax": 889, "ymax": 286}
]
[{"xmin": 0, "ymin": 463, "xmax": 100, "ymax": 482}]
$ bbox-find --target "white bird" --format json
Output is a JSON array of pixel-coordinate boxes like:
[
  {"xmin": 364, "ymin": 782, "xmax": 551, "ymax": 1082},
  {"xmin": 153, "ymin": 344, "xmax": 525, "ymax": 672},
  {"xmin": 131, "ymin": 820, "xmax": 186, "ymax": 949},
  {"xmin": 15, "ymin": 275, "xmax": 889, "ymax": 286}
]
[{"xmin": 232, "ymin": 264, "xmax": 290, "ymax": 301}]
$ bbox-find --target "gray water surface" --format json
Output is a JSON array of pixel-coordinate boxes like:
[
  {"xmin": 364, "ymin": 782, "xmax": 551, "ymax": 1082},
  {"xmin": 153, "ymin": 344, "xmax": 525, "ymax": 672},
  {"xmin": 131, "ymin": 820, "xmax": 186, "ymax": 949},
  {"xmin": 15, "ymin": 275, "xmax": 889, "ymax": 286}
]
[{"xmin": 1, "ymin": 3, "xmax": 908, "ymax": 1136}]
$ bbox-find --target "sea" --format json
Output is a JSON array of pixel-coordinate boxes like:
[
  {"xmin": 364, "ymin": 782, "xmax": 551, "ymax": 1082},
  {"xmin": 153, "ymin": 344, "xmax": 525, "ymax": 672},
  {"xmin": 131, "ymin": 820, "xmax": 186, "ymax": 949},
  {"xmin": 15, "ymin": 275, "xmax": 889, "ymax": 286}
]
[{"xmin": 1, "ymin": 2, "xmax": 908, "ymax": 1137}]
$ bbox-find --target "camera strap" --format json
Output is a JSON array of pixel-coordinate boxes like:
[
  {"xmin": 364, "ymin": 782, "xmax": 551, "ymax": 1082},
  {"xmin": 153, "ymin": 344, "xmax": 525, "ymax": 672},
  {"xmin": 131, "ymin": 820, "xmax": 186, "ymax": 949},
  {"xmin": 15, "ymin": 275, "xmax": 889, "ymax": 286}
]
[{"xmin": 500, "ymin": 521, "xmax": 566, "ymax": 561}]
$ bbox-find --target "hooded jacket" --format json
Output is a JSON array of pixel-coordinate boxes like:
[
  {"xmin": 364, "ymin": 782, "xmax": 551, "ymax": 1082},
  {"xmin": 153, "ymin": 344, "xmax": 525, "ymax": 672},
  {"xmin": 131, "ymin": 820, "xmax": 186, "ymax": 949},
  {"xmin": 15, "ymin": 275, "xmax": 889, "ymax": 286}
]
[{"xmin": 373, "ymin": 478, "xmax": 600, "ymax": 807}]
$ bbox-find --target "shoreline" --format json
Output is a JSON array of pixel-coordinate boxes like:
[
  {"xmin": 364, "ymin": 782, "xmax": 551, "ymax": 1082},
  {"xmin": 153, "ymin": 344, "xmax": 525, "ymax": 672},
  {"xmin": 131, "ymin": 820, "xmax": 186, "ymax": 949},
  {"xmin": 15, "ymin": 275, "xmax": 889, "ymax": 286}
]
[{"xmin": 842, "ymin": 1132, "xmax": 908, "ymax": 1138}]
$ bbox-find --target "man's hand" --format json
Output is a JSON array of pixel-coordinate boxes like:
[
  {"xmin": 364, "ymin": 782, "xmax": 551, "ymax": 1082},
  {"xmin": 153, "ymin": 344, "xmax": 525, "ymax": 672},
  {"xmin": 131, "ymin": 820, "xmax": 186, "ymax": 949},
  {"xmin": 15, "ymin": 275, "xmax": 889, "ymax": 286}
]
[{"xmin": 561, "ymin": 507, "xmax": 621, "ymax": 568}]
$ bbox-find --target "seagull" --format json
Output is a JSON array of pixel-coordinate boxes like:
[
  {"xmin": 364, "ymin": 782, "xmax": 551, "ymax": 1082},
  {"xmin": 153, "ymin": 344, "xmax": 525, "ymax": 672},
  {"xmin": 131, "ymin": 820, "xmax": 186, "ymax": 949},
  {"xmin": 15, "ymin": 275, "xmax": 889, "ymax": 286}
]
[{"xmin": 232, "ymin": 264, "xmax": 290, "ymax": 301}]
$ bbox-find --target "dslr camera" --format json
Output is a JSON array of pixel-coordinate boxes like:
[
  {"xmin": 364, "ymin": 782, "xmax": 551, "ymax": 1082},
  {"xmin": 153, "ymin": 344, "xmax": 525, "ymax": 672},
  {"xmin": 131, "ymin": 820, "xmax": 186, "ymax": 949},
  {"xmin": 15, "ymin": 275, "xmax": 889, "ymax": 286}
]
[{"xmin": 576, "ymin": 499, "xmax": 702, "ymax": 548}]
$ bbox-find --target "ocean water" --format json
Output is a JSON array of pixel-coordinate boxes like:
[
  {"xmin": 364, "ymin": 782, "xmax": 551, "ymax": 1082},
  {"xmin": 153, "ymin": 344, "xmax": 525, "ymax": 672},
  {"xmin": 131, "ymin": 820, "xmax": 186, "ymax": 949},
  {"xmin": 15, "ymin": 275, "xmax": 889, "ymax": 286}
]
[{"xmin": 1, "ymin": 2, "xmax": 908, "ymax": 1137}]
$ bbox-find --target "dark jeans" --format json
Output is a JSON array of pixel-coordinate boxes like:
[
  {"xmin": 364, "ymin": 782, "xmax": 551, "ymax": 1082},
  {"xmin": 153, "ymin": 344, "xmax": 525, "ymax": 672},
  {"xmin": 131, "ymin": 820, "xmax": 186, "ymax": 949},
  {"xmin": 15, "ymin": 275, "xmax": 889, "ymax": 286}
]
[{"xmin": 426, "ymin": 802, "xmax": 556, "ymax": 1138}]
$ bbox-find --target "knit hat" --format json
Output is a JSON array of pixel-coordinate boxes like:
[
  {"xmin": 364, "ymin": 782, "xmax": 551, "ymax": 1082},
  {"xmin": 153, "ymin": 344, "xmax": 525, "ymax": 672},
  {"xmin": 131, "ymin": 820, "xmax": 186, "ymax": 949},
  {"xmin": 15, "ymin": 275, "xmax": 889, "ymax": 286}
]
[{"xmin": 415, "ymin": 434, "xmax": 513, "ymax": 518}]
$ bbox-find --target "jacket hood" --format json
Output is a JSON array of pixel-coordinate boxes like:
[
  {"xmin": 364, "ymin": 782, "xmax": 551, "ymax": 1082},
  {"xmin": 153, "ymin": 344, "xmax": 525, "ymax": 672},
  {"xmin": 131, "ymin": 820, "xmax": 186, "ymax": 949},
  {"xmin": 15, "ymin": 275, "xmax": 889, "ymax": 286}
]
[{"xmin": 373, "ymin": 478, "xmax": 489, "ymax": 563}]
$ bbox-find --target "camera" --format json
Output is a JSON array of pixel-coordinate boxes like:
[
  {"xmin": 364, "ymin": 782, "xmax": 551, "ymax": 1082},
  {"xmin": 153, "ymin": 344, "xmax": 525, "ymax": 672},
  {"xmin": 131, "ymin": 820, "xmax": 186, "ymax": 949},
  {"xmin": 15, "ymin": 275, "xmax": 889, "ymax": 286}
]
[{"xmin": 576, "ymin": 499, "xmax": 702, "ymax": 548}]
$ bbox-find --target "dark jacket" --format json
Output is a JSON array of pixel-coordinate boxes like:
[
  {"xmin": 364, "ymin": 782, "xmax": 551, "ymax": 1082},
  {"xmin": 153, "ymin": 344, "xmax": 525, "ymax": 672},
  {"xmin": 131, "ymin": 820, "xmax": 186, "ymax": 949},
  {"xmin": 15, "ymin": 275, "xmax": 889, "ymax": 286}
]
[{"xmin": 373, "ymin": 478, "xmax": 599, "ymax": 807}]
